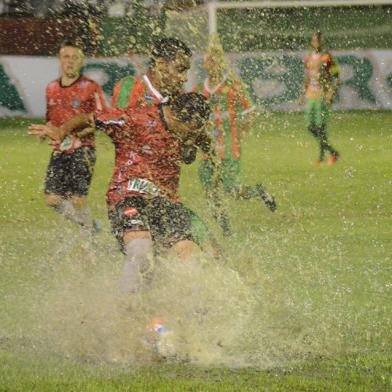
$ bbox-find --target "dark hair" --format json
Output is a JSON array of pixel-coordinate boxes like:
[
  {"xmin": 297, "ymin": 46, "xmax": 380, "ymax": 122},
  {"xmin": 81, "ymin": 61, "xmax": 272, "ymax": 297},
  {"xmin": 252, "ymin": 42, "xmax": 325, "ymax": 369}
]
[
  {"xmin": 172, "ymin": 93, "xmax": 211, "ymax": 128},
  {"xmin": 151, "ymin": 37, "xmax": 192, "ymax": 63},
  {"xmin": 59, "ymin": 40, "xmax": 84, "ymax": 53}
]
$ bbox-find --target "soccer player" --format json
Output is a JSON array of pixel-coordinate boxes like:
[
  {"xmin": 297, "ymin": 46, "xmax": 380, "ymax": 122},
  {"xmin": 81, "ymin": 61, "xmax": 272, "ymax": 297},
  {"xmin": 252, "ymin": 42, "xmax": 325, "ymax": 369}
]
[
  {"xmin": 112, "ymin": 37, "xmax": 192, "ymax": 109},
  {"xmin": 303, "ymin": 31, "xmax": 340, "ymax": 166},
  {"xmin": 43, "ymin": 40, "xmax": 107, "ymax": 231},
  {"xmin": 195, "ymin": 36, "xmax": 276, "ymax": 234},
  {"xmin": 29, "ymin": 92, "xmax": 213, "ymax": 293}
]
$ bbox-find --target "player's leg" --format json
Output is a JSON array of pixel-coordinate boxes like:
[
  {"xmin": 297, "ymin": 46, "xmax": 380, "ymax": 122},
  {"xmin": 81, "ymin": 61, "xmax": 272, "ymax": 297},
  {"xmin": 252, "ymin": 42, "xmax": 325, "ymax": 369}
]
[
  {"xmin": 68, "ymin": 147, "xmax": 98, "ymax": 231},
  {"xmin": 223, "ymin": 159, "xmax": 277, "ymax": 212},
  {"xmin": 108, "ymin": 197, "xmax": 154, "ymax": 293},
  {"xmin": 319, "ymin": 100, "xmax": 340, "ymax": 165},
  {"xmin": 306, "ymin": 99, "xmax": 324, "ymax": 163},
  {"xmin": 198, "ymin": 158, "xmax": 232, "ymax": 236},
  {"xmin": 123, "ymin": 230, "xmax": 154, "ymax": 293},
  {"xmin": 44, "ymin": 151, "xmax": 73, "ymax": 217}
]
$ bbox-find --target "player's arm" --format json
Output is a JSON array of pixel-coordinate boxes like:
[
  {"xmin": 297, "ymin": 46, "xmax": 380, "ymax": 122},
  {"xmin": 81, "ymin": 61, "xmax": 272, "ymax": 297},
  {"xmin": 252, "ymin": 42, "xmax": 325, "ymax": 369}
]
[
  {"xmin": 299, "ymin": 56, "xmax": 310, "ymax": 105},
  {"xmin": 235, "ymin": 81, "xmax": 256, "ymax": 134},
  {"xmin": 180, "ymin": 126, "xmax": 212, "ymax": 165},
  {"xmin": 75, "ymin": 83, "xmax": 110, "ymax": 139},
  {"xmin": 325, "ymin": 55, "xmax": 340, "ymax": 104},
  {"xmin": 29, "ymin": 113, "xmax": 95, "ymax": 143}
]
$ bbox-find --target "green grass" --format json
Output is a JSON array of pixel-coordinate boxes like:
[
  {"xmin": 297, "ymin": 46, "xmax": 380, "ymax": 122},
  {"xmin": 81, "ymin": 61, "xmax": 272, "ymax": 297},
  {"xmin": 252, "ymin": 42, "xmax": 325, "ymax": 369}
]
[{"xmin": 0, "ymin": 113, "xmax": 391, "ymax": 391}]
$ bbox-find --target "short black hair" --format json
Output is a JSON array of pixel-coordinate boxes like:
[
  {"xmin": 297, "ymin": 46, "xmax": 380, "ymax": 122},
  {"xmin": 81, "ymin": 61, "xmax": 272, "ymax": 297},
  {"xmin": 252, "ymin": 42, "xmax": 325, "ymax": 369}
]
[
  {"xmin": 172, "ymin": 93, "xmax": 211, "ymax": 128},
  {"xmin": 151, "ymin": 37, "xmax": 192, "ymax": 63}
]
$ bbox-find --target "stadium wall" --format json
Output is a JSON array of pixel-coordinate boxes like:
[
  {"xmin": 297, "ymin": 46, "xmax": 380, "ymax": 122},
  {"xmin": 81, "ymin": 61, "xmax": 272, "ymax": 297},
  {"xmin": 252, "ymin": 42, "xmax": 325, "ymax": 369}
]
[{"xmin": 1, "ymin": 50, "xmax": 392, "ymax": 118}]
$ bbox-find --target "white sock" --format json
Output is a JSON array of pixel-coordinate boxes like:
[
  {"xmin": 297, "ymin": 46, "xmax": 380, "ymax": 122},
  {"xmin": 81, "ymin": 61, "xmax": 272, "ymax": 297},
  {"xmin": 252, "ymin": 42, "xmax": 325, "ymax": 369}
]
[
  {"xmin": 54, "ymin": 200, "xmax": 93, "ymax": 229},
  {"xmin": 122, "ymin": 238, "xmax": 154, "ymax": 293},
  {"xmin": 72, "ymin": 205, "xmax": 93, "ymax": 229}
]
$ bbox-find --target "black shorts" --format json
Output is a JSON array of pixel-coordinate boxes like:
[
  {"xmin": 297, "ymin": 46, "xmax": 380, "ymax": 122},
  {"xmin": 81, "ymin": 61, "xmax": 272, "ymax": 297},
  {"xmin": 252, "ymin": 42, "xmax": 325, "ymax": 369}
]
[
  {"xmin": 44, "ymin": 147, "xmax": 96, "ymax": 197},
  {"xmin": 108, "ymin": 196, "xmax": 198, "ymax": 251}
]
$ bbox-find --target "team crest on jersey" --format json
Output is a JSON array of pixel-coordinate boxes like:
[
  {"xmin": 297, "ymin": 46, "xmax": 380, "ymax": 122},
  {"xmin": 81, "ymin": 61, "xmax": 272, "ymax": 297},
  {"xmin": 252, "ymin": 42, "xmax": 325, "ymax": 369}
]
[
  {"xmin": 48, "ymin": 98, "xmax": 56, "ymax": 106},
  {"xmin": 146, "ymin": 119, "xmax": 157, "ymax": 128},
  {"xmin": 80, "ymin": 81, "xmax": 90, "ymax": 88},
  {"xmin": 71, "ymin": 99, "xmax": 81, "ymax": 108}
]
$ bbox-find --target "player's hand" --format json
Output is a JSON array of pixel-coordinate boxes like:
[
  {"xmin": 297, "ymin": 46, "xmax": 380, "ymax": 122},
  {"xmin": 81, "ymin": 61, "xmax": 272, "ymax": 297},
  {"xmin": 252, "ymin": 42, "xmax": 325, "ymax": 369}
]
[
  {"xmin": 28, "ymin": 124, "xmax": 62, "ymax": 143},
  {"xmin": 325, "ymin": 92, "xmax": 334, "ymax": 105}
]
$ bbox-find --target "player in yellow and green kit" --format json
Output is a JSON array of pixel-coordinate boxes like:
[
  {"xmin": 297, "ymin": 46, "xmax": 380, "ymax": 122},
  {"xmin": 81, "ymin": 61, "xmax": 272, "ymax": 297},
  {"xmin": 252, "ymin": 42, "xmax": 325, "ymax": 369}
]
[
  {"xmin": 195, "ymin": 36, "xmax": 276, "ymax": 235},
  {"xmin": 303, "ymin": 31, "xmax": 340, "ymax": 166}
]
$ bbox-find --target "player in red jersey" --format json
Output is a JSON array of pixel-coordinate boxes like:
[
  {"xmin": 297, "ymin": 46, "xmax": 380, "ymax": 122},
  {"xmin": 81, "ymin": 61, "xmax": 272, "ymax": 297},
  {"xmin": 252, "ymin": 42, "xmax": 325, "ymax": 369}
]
[
  {"xmin": 43, "ymin": 41, "xmax": 107, "ymax": 231},
  {"xmin": 112, "ymin": 38, "xmax": 192, "ymax": 109},
  {"xmin": 29, "ymin": 93, "xmax": 212, "ymax": 292}
]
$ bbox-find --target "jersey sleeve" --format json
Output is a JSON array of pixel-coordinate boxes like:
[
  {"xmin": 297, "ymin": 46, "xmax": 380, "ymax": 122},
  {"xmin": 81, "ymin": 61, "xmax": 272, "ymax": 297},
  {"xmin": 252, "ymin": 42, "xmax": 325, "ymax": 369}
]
[
  {"xmin": 94, "ymin": 107, "xmax": 139, "ymax": 141},
  {"xmin": 45, "ymin": 85, "xmax": 51, "ymax": 122},
  {"xmin": 94, "ymin": 108, "xmax": 126, "ymax": 136}
]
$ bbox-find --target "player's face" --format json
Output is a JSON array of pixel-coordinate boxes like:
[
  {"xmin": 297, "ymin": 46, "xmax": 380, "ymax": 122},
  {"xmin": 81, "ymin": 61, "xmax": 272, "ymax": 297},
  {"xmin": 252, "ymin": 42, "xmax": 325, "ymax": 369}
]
[
  {"xmin": 311, "ymin": 35, "xmax": 322, "ymax": 51},
  {"xmin": 155, "ymin": 53, "xmax": 190, "ymax": 96},
  {"xmin": 59, "ymin": 46, "xmax": 84, "ymax": 78}
]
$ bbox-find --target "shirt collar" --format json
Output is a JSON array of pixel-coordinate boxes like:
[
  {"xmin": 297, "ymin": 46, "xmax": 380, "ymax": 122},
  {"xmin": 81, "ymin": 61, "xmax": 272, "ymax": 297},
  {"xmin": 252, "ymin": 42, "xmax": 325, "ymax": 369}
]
[
  {"xmin": 143, "ymin": 74, "xmax": 169, "ymax": 103},
  {"xmin": 204, "ymin": 73, "xmax": 228, "ymax": 95}
]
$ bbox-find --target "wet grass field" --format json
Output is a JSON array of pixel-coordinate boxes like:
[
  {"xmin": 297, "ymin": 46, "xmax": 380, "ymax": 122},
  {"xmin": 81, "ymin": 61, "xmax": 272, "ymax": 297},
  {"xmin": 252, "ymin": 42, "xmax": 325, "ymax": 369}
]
[{"xmin": 0, "ymin": 112, "xmax": 391, "ymax": 391}]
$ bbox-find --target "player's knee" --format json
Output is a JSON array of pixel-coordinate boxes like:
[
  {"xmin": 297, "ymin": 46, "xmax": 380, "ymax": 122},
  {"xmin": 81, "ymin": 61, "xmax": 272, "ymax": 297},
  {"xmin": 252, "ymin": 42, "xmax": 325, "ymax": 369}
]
[
  {"xmin": 125, "ymin": 238, "xmax": 153, "ymax": 260},
  {"xmin": 70, "ymin": 195, "xmax": 87, "ymax": 210},
  {"xmin": 45, "ymin": 194, "xmax": 63, "ymax": 209},
  {"xmin": 168, "ymin": 240, "xmax": 201, "ymax": 261},
  {"xmin": 124, "ymin": 236, "xmax": 154, "ymax": 274}
]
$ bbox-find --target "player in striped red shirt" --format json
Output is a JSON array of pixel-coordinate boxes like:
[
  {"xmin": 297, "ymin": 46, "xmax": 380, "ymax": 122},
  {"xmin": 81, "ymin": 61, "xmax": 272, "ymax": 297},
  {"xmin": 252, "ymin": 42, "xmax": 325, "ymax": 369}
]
[
  {"xmin": 195, "ymin": 36, "xmax": 276, "ymax": 235},
  {"xmin": 43, "ymin": 41, "xmax": 107, "ymax": 231}
]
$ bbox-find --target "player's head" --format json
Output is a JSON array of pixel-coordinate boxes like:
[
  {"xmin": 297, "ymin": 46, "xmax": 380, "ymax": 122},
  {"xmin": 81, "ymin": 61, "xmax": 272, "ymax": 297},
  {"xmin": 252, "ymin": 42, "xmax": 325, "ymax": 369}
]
[
  {"xmin": 164, "ymin": 92, "xmax": 211, "ymax": 138},
  {"xmin": 204, "ymin": 34, "xmax": 225, "ymax": 77},
  {"xmin": 311, "ymin": 31, "xmax": 323, "ymax": 52},
  {"xmin": 58, "ymin": 40, "xmax": 84, "ymax": 78},
  {"xmin": 150, "ymin": 38, "xmax": 192, "ymax": 96}
]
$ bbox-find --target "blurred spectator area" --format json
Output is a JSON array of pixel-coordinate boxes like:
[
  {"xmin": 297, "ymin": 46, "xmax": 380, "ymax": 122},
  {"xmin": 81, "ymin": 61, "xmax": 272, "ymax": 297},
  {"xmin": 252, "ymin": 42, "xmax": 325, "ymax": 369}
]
[{"xmin": 0, "ymin": 0, "xmax": 204, "ymax": 56}]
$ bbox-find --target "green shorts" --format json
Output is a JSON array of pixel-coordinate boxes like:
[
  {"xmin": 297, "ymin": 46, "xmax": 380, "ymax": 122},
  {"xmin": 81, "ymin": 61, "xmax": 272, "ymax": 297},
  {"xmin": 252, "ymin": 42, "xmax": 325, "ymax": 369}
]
[
  {"xmin": 198, "ymin": 159, "xmax": 240, "ymax": 194},
  {"xmin": 305, "ymin": 98, "xmax": 330, "ymax": 128}
]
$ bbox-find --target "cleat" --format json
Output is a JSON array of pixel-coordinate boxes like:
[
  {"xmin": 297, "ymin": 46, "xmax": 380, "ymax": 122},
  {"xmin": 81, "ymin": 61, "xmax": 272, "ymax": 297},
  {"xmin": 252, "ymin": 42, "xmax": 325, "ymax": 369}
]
[
  {"xmin": 257, "ymin": 184, "xmax": 277, "ymax": 212},
  {"xmin": 144, "ymin": 319, "xmax": 176, "ymax": 359},
  {"xmin": 328, "ymin": 153, "xmax": 339, "ymax": 166}
]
